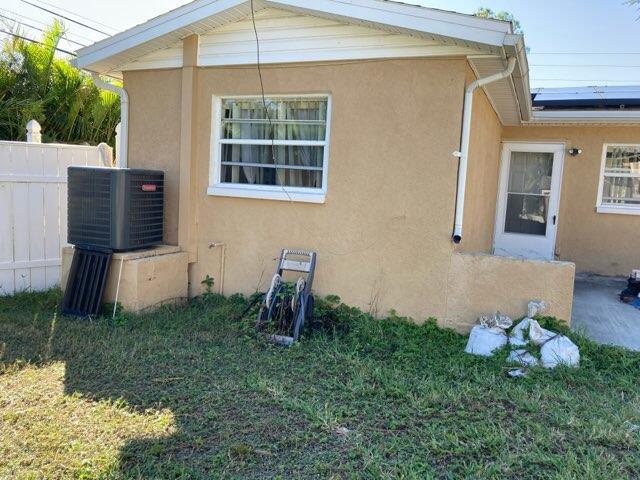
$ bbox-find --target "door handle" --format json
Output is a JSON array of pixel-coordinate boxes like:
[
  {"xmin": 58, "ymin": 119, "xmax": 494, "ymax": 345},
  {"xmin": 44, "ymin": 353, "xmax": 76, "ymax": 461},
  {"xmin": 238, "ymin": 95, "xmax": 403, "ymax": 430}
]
[{"xmin": 552, "ymin": 215, "xmax": 557, "ymax": 225}]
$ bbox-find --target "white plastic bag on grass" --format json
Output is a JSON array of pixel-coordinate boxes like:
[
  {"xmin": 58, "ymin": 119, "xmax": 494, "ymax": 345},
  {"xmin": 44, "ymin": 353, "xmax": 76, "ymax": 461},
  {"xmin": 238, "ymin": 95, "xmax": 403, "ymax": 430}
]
[
  {"xmin": 507, "ymin": 349, "xmax": 539, "ymax": 367},
  {"xmin": 465, "ymin": 325, "xmax": 507, "ymax": 357},
  {"xmin": 540, "ymin": 335, "xmax": 580, "ymax": 368},
  {"xmin": 509, "ymin": 318, "xmax": 531, "ymax": 347},
  {"xmin": 528, "ymin": 319, "xmax": 557, "ymax": 346},
  {"xmin": 479, "ymin": 311, "xmax": 513, "ymax": 330},
  {"xmin": 527, "ymin": 300, "xmax": 548, "ymax": 318}
]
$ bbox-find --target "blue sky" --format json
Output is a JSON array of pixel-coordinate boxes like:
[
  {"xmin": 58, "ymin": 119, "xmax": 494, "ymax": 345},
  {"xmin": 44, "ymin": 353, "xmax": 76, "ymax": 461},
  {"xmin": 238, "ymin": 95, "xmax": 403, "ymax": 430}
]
[{"xmin": 1, "ymin": 0, "xmax": 639, "ymax": 88}]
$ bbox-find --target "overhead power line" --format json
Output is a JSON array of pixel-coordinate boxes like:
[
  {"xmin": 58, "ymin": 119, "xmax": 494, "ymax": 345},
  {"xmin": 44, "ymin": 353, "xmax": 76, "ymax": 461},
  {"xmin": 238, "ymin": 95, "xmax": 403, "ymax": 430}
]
[
  {"xmin": 0, "ymin": 28, "xmax": 121, "ymax": 81},
  {"xmin": 0, "ymin": 13, "xmax": 86, "ymax": 47},
  {"xmin": 0, "ymin": 7, "xmax": 96, "ymax": 42},
  {"xmin": 0, "ymin": 28, "xmax": 75, "ymax": 55},
  {"xmin": 31, "ymin": 0, "xmax": 117, "ymax": 33},
  {"xmin": 19, "ymin": 0, "xmax": 110, "ymax": 36}
]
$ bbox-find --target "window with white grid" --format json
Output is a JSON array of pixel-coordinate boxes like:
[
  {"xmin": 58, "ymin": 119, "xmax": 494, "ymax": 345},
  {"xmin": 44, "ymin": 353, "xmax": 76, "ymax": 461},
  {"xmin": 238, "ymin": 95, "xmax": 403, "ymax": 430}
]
[
  {"xmin": 597, "ymin": 144, "xmax": 640, "ymax": 215},
  {"xmin": 208, "ymin": 95, "xmax": 331, "ymax": 203}
]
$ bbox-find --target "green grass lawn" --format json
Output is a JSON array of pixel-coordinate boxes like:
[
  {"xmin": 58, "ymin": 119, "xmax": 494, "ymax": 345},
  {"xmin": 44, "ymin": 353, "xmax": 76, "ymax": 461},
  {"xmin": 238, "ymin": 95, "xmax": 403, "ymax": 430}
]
[{"xmin": 0, "ymin": 290, "xmax": 639, "ymax": 479}]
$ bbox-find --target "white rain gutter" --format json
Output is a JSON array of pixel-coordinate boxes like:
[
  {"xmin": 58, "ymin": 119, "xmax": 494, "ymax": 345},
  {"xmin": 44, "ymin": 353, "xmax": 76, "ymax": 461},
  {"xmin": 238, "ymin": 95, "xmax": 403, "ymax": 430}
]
[
  {"xmin": 452, "ymin": 56, "xmax": 516, "ymax": 244},
  {"xmin": 91, "ymin": 73, "xmax": 128, "ymax": 168}
]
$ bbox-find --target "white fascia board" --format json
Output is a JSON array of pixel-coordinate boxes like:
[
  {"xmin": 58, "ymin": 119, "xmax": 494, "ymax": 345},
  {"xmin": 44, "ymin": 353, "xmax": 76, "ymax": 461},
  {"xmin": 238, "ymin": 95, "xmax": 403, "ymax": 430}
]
[
  {"xmin": 530, "ymin": 110, "xmax": 640, "ymax": 124},
  {"xmin": 267, "ymin": 0, "xmax": 511, "ymax": 46},
  {"xmin": 503, "ymin": 35, "xmax": 531, "ymax": 121},
  {"xmin": 74, "ymin": 0, "xmax": 246, "ymax": 70}
]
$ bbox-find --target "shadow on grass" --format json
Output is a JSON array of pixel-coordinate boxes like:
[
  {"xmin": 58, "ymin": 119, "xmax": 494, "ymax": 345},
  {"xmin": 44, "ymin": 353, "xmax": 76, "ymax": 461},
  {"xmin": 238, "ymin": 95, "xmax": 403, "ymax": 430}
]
[
  {"xmin": 1, "ymin": 291, "xmax": 365, "ymax": 477},
  {"xmin": 1, "ymin": 290, "xmax": 639, "ymax": 479}
]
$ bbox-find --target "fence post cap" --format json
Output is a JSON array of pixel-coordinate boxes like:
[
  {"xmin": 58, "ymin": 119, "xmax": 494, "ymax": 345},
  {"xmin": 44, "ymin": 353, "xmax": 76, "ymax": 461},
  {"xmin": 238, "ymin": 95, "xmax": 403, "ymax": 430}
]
[
  {"xmin": 26, "ymin": 119, "xmax": 42, "ymax": 143},
  {"xmin": 97, "ymin": 142, "xmax": 114, "ymax": 167},
  {"xmin": 26, "ymin": 119, "xmax": 42, "ymax": 133}
]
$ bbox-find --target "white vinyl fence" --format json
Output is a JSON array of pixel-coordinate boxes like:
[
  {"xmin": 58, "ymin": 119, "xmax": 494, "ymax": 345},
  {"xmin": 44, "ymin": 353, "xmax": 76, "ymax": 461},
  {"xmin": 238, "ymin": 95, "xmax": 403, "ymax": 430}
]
[{"xmin": 0, "ymin": 120, "xmax": 113, "ymax": 295}]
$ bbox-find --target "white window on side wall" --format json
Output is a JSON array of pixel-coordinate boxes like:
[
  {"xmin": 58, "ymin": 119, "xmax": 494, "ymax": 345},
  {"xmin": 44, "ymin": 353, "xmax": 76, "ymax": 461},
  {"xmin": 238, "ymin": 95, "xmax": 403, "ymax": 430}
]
[
  {"xmin": 208, "ymin": 94, "xmax": 331, "ymax": 203},
  {"xmin": 597, "ymin": 144, "xmax": 640, "ymax": 215}
]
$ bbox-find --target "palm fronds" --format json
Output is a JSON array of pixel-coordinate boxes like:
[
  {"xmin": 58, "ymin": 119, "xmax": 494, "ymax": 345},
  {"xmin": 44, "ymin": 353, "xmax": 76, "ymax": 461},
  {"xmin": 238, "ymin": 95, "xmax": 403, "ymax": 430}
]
[{"xmin": 0, "ymin": 20, "xmax": 120, "ymax": 146}]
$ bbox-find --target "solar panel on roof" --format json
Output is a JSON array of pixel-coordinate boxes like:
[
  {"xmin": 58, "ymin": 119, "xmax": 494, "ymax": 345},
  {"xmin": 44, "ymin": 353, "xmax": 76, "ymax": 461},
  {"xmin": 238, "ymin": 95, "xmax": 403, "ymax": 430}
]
[{"xmin": 532, "ymin": 86, "xmax": 640, "ymax": 109}]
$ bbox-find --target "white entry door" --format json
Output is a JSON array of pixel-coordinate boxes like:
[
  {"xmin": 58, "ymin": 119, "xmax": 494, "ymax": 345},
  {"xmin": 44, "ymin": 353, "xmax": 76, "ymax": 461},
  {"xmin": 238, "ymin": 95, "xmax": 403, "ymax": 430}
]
[{"xmin": 493, "ymin": 142, "xmax": 565, "ymax": 260}]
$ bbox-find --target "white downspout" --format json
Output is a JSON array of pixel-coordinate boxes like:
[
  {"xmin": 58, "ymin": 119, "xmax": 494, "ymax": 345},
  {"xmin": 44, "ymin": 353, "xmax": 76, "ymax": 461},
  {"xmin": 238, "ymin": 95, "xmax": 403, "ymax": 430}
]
[
  {"xmin": 91, "ymin": 73, "xmax": 129, "ymax": 168},
  {"xmin": 452, "ymin": 56, "xmax": 516, "ymax": 244}
]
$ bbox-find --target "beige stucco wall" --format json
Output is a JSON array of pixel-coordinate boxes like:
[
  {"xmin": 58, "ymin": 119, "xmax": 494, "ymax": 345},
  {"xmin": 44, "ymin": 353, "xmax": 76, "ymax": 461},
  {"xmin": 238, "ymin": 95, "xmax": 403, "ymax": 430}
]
[
  {"xmin": 125, "ymin": 69, "xmax": 183, "ymax": 245},
  {"xmin": 126, "ymin": 58, "xmax": 469, "ymax": 322},
  {"xmin": 444, "ymin": 253, "xmax": 575, "ymax": 331},
  {"xmin": 502, "ymin": 125, "xmax": 640, "ymax": 275},
  {"xmin": 455, "ymin": 68, "xmax": 503, "ymax": 254},
  {"xmin": 196, "ymin": 58, "xmax": 468, "ymax": 320},
  {"xmin": 121, "ymin": 57, "xmax": 578, "ymax": 329}
]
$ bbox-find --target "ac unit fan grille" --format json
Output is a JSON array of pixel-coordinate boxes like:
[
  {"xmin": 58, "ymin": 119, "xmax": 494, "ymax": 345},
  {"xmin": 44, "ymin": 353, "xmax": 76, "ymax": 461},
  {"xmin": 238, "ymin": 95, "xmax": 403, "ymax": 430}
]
[
  {"xmin": 68, "ymin": 169, "xmax": 112, "ymax": 249},
  {"xmin": 128, "ymin": 173, "xmax": 164, "ymax": 247}
]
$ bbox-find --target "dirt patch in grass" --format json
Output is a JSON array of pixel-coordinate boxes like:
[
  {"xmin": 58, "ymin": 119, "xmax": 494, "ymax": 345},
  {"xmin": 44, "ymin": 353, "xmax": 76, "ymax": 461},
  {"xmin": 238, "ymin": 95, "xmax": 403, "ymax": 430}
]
[{"xmin": 0, "ymin": 290, "xmax": 639, "ymax": 479}]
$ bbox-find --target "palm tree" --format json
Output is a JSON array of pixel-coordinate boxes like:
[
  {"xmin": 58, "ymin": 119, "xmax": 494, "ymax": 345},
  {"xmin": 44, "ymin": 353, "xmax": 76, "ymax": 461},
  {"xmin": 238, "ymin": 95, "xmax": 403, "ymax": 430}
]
[{"xmin": 0, "ymin": 20, "xmax": 120, "ymax": 145}]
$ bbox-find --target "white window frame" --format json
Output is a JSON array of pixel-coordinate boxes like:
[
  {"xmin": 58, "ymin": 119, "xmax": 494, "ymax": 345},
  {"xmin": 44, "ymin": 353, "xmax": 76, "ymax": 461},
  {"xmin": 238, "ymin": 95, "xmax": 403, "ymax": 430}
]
[
  {"xmin": 596, "ymin": 143, "xmax": 640, "ymax": 215},
  {"xmin": 207, "ymin": 93, "xmax": 332, "ymax": 204}
]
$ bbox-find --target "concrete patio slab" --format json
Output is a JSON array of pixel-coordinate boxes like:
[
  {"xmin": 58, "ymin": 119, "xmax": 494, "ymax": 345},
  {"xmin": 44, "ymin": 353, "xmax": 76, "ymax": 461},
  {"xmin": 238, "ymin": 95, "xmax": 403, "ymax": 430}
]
[{"xmin": 571, "ymin": 274, "xmax": 640, "ymax": 351}]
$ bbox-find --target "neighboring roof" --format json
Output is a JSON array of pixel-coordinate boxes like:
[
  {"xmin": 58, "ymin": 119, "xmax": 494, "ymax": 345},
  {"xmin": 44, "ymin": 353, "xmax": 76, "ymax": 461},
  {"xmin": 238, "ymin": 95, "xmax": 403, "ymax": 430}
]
[
  {"xmin": 532, "ymin": 86, "xmax": 640, "ymax": 110},
  {"xmin": 527, "ymin": 85, "xmax": 640, "ymax": 124}
]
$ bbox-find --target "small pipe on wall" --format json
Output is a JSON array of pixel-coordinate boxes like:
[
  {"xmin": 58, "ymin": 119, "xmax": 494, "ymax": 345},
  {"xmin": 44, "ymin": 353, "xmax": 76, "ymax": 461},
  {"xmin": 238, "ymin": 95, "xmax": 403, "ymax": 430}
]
[
  {"xmin": 452, "ymin": 56, "xmax": 516, "ymax": 244},
  {"xmin": 91, "ymin": 73, "xmax": 129, "ymax": 168},
  {"xmin": 208, "ymin": 242, "xmax": 226, "ymax": 295}
]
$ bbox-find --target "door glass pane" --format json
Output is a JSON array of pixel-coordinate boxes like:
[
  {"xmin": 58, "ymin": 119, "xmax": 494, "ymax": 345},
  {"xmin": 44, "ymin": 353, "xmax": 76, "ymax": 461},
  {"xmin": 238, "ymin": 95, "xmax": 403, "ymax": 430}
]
[
  {"xmin": 508, "ymin": 152, "xmax": 553, "ymax": 194},
  {"xmin": 504, "ymin": 151, "xmax": 554, "ymax": 235},
  {"xmin": 505, "ymin": 194, "xmax": 549, "ymax": 235}
]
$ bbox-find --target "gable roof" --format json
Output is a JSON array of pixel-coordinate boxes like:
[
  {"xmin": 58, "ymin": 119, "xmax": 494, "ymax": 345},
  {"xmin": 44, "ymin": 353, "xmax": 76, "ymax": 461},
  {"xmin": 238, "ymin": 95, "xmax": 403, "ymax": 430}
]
[
  {"xmin": 73, "ymin": 0, "xmax": 531, "ymax": 124},
  {"xmin": 74, "ymin": 0, "xmax": 516, "ymax": 72}
]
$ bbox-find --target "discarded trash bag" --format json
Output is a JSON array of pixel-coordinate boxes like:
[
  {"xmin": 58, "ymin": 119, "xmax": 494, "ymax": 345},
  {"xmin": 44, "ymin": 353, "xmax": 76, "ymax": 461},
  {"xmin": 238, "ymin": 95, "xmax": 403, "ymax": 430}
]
[
  {"xmin": 528, "ymin": 319, "xmax": 557, "ymax": 346},
  {"xmin": 507, "ymin": 349, "xmax": 539, "ymax": 367},
  {"xmin": 507, "ymin": 368, "xmax": 527, "ymax": 378},
  {"xmin": 509, "ymin": 318, "xmax": 531, "ymax": 347},
  {"xmin": 465, "ymin": 325, "xmax": 507, "ymax": 356},
  {"xmin": 540, "ymin": 335, "xmax": 580, "ymax": 368},
  {"xmin": 527, "ymin": 300, "xmax": 548, "ymax": 318},
  {"xmin": 479, "ymin": 311, "xmax": 513, "ymax": 330}
]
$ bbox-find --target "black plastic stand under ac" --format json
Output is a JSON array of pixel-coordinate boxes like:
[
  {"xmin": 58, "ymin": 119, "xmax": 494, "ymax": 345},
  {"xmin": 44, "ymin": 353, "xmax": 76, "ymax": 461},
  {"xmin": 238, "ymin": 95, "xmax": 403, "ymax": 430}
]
[{"xmin": 61, "ymin": 246, "xmax": 113, "ymax": 317}]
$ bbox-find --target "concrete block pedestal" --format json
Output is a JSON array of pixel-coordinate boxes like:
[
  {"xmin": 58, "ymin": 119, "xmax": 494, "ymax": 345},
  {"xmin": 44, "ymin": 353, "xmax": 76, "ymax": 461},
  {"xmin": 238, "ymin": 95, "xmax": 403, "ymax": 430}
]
[{"xmin": 61, "ymin": 245, "xmax": 189, "ymax": 312}]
